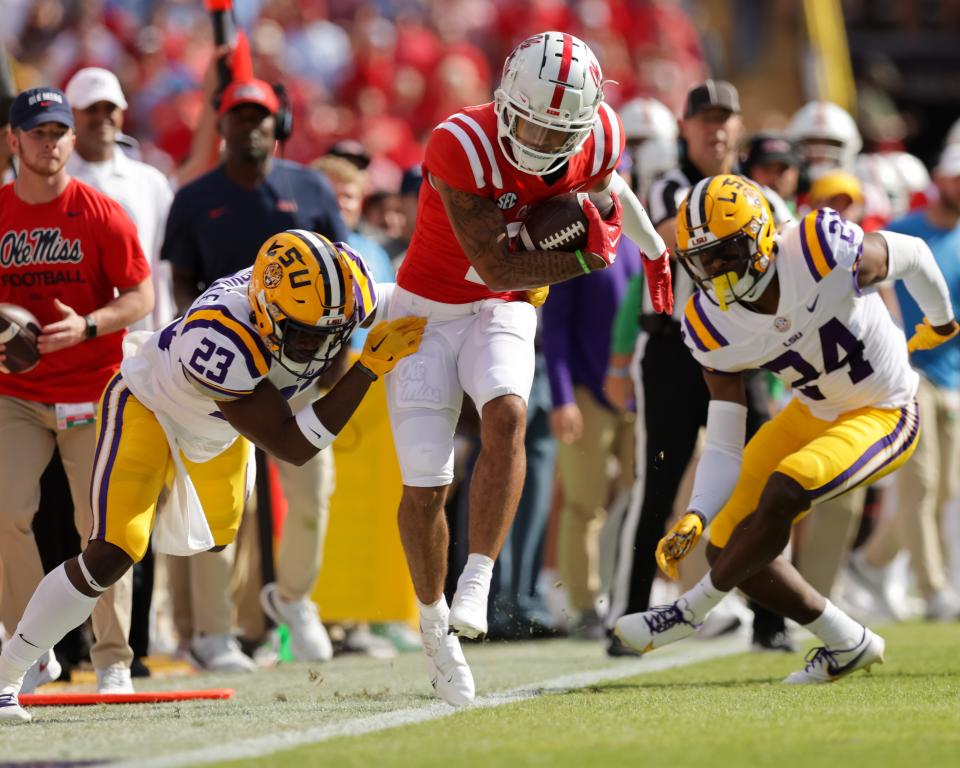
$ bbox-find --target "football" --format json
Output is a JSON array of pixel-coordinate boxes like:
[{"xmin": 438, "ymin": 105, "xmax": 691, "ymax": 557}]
[
  {"xmin": 0, "ymin": 303, "xmax": 42, "ymax": 374},
  {"xmin": 517, "ymin": 192, "xmax": 616, "ymax": 252}
]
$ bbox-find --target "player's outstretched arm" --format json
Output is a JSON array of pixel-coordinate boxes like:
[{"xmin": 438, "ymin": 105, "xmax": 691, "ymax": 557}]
[
  {"xmin": 218, "ymin": 316, "xmax": 425, "ymax": 466},
  {"xmin": 435, "ymin": 177, "xmax": 608, "ymax": 291},
  {"xmin": 656, "ymin": 369, "xmax": 746, "ymax": 579},
  {"xmin": 859, "ymin": 232, "xmax": 959, "ymax": 350}
]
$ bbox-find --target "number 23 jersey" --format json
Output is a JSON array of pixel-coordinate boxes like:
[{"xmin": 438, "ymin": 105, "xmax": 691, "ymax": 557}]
[{"xmin": 681, "ymin": 208, "xmax": 918, "ymax": 421}]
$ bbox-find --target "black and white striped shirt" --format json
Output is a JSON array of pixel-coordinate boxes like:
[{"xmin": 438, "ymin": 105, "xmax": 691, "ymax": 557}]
[{"xmin": 643, "ymin": 158, "xmax": 704, "ymax": 320}]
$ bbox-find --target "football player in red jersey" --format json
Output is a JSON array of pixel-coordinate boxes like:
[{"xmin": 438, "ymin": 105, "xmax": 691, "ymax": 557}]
[{"xmin": 388, "ymin": 31, "xmax": 672, "ymax": 706}]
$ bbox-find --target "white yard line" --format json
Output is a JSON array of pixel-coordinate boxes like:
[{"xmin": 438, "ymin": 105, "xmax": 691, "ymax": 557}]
[{"xmin": 112, "ymin": 635, "xmax": 746, "ymax": 768}]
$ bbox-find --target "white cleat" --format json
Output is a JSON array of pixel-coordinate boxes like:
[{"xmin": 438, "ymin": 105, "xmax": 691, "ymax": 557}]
[
  {"xmin": 260, "ymin": 583, "xmax": 333, "ymax": 662},
  {"xmin": 96, "ymin": 665, "xmax": 135, "ymax": 694},
  {"xmin": 21, "ymin": 649, "xmax": 62, "ymax": 695},
  {"xmin": 0, "ymin": 692, "xmax": 31, "ymax": 724},
  {"xmin": 420, "ymin": 619, "xmax": 475, "ymax": 707},
  {"xmin": 614, "ymin": 600, "xmax": 701, "ymax": 655},
  {"xmin": 449, "ymin": 576, "xmax": 489, "ymax": 639},
  {"xmin": 783, "ymin": 628, "xmax": 885, "ymax": 684},
  {"xmin": 190, "ymin": 634, "xmax": 256, "ymax": 673}
]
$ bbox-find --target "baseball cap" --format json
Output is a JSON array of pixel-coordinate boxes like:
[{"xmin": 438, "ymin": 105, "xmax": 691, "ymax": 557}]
[
  {"xmin": 684, "ymin": 79, "xmax": 740, "ymax": 118},
  {"xmin": 9, "ymin": 87, "xmax": 74, "ymax": 131},
  {"xmin": 217, "ymin": 79, "xmax": 280, "ymax": 116},
  {"xmin": 742, "ymin": 132, "xmax": 799, "ymax": 169},
  {"xmin": 327, "ymin": 139, "xmax": 371, "ymax": 170},
  {"xmin": 65, "ymin": 67, "xmax": 129, "ymax": 111},
  {"xmin": 808, "ymin": 170, "xmax": 863, "ymax": 204},
  {"xmin": 400, "ymin": 164, "xmax": 423, "ymax": 196},
  {"xmin": 935, "ymin": 143, "xmax": 960, "ymax": 177}
]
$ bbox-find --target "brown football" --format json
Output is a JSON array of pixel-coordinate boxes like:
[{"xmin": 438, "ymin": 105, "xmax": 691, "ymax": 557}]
[
  {"xmin": 0, "ymin": 303, "xmax": 42, "ymax": 374},
  {"xmin": 516, "ymin": 192, "xmax": 615, "ymax": 252}
]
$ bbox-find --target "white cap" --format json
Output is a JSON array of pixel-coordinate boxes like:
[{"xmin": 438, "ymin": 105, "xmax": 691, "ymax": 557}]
[
  {"xmin": 65, "ymin": 67, "xmax": 128, "ymax": 111},
  {"xmin": 935, "ymin": 143, "xmax": 960, "ymax": 178}
]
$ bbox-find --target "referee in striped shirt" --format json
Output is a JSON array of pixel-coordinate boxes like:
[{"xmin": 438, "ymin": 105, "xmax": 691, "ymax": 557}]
[{"xmin": 607, "ymin": 80, "xmax": 791, "ymax": 654}]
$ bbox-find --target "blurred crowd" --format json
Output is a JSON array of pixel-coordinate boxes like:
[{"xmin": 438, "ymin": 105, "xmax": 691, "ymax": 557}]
[{"xmin": 1, "ymin": 0, "xmax": 959, "ymax": 690}]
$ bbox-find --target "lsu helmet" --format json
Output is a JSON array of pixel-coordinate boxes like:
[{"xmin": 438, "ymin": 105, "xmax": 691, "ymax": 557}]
[
  {"xmin": 787, "ymin": 101, "xmax": 862, "ymax": 175},
  {"xmin": 494, "ymin": 31, "xmax": 605, "ymax": 176},
  {"xmin": 676, "ymin": 175, "xmax": 776, "ymax": 310},
  {"xmin": 248, "ymin": 230, "xmax": 377, "ymax": 377}
]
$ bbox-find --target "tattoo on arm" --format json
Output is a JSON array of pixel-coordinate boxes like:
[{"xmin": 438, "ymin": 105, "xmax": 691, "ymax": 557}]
[{"xmin": 438, "ymin": 180, "xmax": 603, "ymax": 291}]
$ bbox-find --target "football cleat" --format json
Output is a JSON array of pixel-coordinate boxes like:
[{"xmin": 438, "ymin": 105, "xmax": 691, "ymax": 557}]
[
  {"xmin": 783, "ymin": 628, "xmax": 885, "ymax": 684},
  {"xmin": 20, "ymin": 649, "xmax": 61, "ymax": 695},
  {"xmin": 189, "ymin": 634, "xmax": 256, "ymax": 673},
  {"xmin": 449, "ymin": 574, "xmax": 489, "ymax": 640},
  {"xmin": 0, "ymin": 692, "xmax": 31, "ymax": 724},
  {"xmin": 96, "ymin": 665, "xmax": 134, "ymax": 694},
  {"xmin": 420, "ymin": 619, "xmax": 475, "ymax": 707},
  {"xmin": 613, "ymin": 600, "xmax": 701, "ymax": 654},
  {"xmin": 260, "ymin": 583, "xmax": 333, "ymax": 662}
]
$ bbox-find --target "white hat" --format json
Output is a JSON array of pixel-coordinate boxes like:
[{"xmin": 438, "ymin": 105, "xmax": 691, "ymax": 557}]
[
  {"xmin": 935, "ymin": 143, "xmax": 960, "ymax": 178},
  {"xmin": 65, "ymin": 67, "xmax": 128, "ymax": 111}
]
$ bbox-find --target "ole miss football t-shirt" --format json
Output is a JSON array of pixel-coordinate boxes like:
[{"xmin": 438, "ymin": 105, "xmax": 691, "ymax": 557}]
[{"xmin": 0, "ymin": 178, "xmax": 150, "ymax": 403}]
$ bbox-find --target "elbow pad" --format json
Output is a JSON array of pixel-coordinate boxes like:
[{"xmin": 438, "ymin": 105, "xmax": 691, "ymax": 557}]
[
  {"xmin": 880, "ymin": 230, "xmax": 954, "ymax": 327},
  {"xmin": 687, "ymin": 400, "xmax": 747, "ymax": 524},
  {"xmin": 605, "ymin": 172, "xmax": 667, "ymax": 258}
]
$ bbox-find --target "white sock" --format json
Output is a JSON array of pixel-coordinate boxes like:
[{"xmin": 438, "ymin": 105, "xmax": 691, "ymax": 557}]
[
  {"xmin": 0, "ymin": 564, "xmax": 99, "ymax": 691},
  {"xmin": 804, "ymin": 600, "xmax": 864, "ymax": 649},
  {"xmin": 457, "ymin": 553, "xmax": 494, "ymax": 590},
  {"xmin": 680, "ymin": 573, "xmax": 729, "ymax": 623},
  {"xmin": 418, "ymin": 595, "xmax": 450, "ymax": 623}
]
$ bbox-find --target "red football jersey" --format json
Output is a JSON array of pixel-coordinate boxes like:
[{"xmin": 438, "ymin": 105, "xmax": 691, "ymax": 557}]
[
  {"xmin": 0, "ymin": 179, "xmax": 150, "ymax": 403},
  {"xmin": 398, "ymin": 101, "xmax": 625, "ymax": 303}
]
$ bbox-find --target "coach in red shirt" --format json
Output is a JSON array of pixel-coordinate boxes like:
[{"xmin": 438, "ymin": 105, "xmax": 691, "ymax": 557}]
[{"xmin": 0, "ymin": 87, "xmax": 152, "ymax": 694}]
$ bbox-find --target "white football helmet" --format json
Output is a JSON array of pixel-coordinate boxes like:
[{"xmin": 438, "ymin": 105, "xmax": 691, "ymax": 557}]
[
  {"xmin": 494, "ymin": 31, "xmax": 605, "ymax": 176},
  {"xmin": 855, "ymin": 153, "xmax": 906, "ymax": 219},
  {"xmin": 947, "ymin": 116, "xmax": 960, "ymax": 146},
  {"xmin": 619, "ymin": 97, "xmax": 678, "ymax": 200},
  {"xmin": 787, "ymin": 101, "xmax": 862, "ymax": 174}
]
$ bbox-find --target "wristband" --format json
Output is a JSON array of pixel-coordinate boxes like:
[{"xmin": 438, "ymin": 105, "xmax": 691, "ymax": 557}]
[
  {"xmin": 574, "ymin": 249, "xmax": 592, "ymax": 274},
  {"xmin": 84, "ymin": 314, "xmax": 98, "ymax": 340},
  {"xmin": 607, "ymin": 366, "xmax": 630, "ymax": 378},
  {"xmin": 295, "ymin": 403, "xmax": 336, "ymax": 450},
  {"xmin": 354, "ymin": 360, "xmax": 379, "ymax": 381}
]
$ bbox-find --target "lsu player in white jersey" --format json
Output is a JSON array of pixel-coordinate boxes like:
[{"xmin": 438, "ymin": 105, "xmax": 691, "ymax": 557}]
[
  {"xmin": 0, "ymin": 230, "xmax": 425, "ymax": 724},
  {"xmin": 614, "ymin": 175, "xmax": 959, "ymax": 683}
]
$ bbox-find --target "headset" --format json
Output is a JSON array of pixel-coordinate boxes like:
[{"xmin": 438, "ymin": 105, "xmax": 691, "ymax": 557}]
[{"xmin": 272, "ymin": 82, "xmax": 293, "ymax": 144}]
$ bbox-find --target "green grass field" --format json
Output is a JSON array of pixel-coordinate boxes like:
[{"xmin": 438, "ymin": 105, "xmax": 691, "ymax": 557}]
[{"xmin": 4, "ymin": 623, "xmax": 959, "ymax": 767}]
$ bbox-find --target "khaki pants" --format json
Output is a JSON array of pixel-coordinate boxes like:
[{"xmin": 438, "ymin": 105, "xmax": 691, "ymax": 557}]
[
  {"xmin": 795, "ymin": 487, "xmax": 866, "ymax": 597},
  {"xmin": 169, "ymin": 390, "xmax": 335, "ymax": 642},
  {"xmin": 863, "ymin": 378, "xmax": 960, "ymax": 597},
  {"xmin": 0, "ymin": 395, "xmax": 132, "ymax": 668},
  {"xmin": 556, "ymin": 386, "xmax": 634, "ymax": 613}
]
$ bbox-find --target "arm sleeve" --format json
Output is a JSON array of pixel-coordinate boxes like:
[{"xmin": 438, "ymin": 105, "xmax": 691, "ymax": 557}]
[
  {"xmin": 611, "ymin": 271, "xmax": 643, "ymax": 356},
  {"xmin": 881, "ymin": 229, "xmax": 955, "ymax": 326},
  {"xmin": 160, "ymin": 187, "xmax": 202, "ymax": 273},
  {"xmin": 540, "ymin": 280, "xmax": 578, "ymax": 408},
  {"xmin": 687, "ymin": 400, "xmax": 747, "ymax": 523},
  {"xmin": 98, "ymin": 199, "xmax": 151, "ymax": 290},
  {"xmin": 604, "ymin": 171, "xmax": 667, "ymax": 258}
]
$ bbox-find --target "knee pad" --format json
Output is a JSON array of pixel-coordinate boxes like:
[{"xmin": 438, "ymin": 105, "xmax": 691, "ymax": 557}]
[{"xmin": 391, "ymin": 409, "xmax": 458, "ymax": 486}]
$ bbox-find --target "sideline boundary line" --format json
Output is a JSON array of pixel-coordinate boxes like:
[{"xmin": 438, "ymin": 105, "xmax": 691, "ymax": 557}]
[{"xmin": 113, "ymin": 635, "xmax": 746, "ymax": 768}]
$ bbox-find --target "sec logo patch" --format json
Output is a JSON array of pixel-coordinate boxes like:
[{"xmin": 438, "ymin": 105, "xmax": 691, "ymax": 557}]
[{"xmin": 497, "ymin": 192, "xmax": 518, "ymax": 210}]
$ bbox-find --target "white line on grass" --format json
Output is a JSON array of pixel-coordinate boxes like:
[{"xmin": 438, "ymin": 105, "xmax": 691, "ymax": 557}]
[{"xmin": 112, "ymin": 635, "xmax": 746, "ymax": 768}]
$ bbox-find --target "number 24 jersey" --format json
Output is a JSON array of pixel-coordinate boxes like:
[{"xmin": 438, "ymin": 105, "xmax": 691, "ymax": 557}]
[{"xmin": 681, "ymin": 208, "xmax": 918, "ymax": 422}]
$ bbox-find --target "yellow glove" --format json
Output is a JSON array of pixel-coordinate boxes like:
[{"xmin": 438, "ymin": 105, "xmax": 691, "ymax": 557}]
[
  {"xmin": 907, "ymin": 318, "xmax": 959, "ymax": 353},
  {"xmin": 655, "ymin": 512, "xmax": 705, "ymax": 581},
  {"xmin": 526, "ymin": 286, "xmax": 550, "ymax": 307},
  {"xmin": 357, "ymin": 316, "xmax": 426, "ymax": 378}
]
